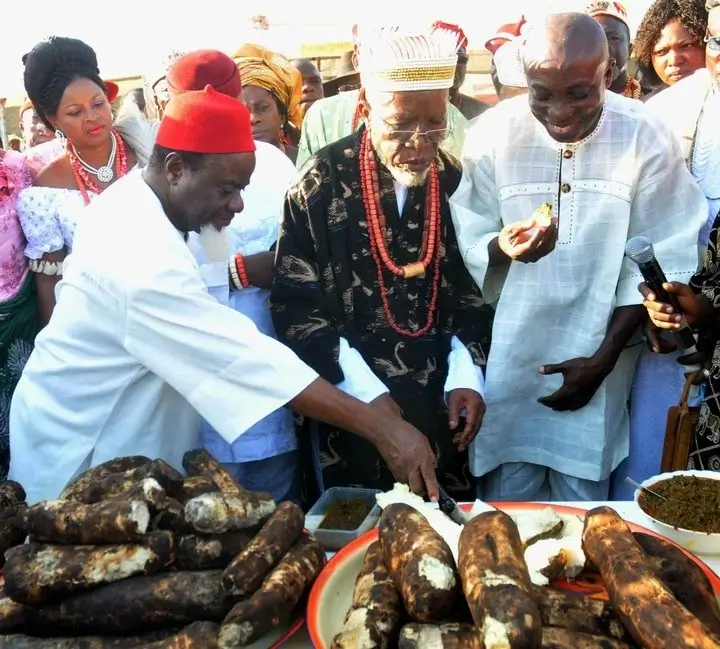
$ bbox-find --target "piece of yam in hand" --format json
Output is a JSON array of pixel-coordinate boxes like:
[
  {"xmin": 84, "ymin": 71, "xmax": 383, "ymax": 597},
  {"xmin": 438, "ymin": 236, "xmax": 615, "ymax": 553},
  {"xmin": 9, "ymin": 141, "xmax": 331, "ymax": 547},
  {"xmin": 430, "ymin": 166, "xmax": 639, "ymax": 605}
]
[
  {"xmin": 182, "ymin": 449, "xmax": 244, "ymax": 497},
  {"xmin": 22, "ymin": 571, "xmax": 233, "ymax": 634},
  {"xmin": 222, "ymin": 501, "xmax": 304, "ymax": 596},
  {"xmin": 179, "ymin": 476, "xmax": 217, "ymax": 502},
  {"xmin": 458, "ymin": 511, "xmax": 542, "ymax": 649},
  {"xmin": 540, "ymin": 628, "xmax": 633, "ymax": 649},
  {"xmin": 332, "ymin": 540, "xmax": 402, "ymax": 649},
  {"xmin": 583, "ymin": 506, "xmax": 720, "ymax": 649},
  {"xmin": 379, "ymin": 503, "xmax": 457, "ymax": 623},
  {"xmin": 59, "ymin": 457, "xmax": 151, "ymax": 500},
  {"xmin": 0, "ymin": 628, "xmax": 183, "ymax": 649},
  {"xmin": 530, "ymin": 587, "xmax": 629, "ymax": 641},
  {"xmin": 633, "ymin": 532, "xmax": 720, "ymax": 637},
  {"xmin": 176, "ymin": 532, "xmax": 254, "ymax": 570},
  {"xmin": 24, "ymin": 499, "xmax": 150, "ymax": 544},
  {"xmin": 218, "ymin": 534, "xmax": 324, "ymax": 648},
  {"xmin": 3, "ymin": 530, "xmax": 174, "ymax": 605},
  {"xmin": 185, "ymin": 491, "xmax": 276, "ymax": 534},
  {"xmin": 398, "ymin": 623, "xmax": 482, "ymax": 649},
  {"xmin": 0, "ymin": 481, "xmax": 26, "ymax": 510},
  {"xmin": 0, "ymin": 506, "xmax": 27, "ymax": 568},
  {"xmin": 142, "ymin": 621, "xmax": 219, "ymax": 649}
]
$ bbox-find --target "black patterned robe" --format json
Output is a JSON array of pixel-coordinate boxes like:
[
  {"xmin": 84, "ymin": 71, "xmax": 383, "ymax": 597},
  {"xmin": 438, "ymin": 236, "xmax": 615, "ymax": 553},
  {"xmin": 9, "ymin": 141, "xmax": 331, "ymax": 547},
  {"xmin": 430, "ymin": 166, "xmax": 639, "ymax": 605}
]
[{"xmin": 270, "ymin": 127, "xmax": 493, "ymax": 500}]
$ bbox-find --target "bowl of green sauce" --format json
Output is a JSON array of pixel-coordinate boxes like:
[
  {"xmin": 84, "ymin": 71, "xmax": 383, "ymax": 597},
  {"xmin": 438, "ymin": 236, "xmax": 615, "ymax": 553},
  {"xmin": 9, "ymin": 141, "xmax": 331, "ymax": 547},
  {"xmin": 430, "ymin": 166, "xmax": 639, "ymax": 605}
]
[{"xmin": 635, "ymin": 470, "xmax": 720, "ymax": 555}]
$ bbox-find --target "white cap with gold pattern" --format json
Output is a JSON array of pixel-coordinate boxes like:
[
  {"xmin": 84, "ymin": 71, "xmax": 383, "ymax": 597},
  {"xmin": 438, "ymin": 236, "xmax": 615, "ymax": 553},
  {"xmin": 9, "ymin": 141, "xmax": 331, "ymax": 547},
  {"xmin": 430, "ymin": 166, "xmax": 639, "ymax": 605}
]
[{"xmin": 358, "ymin": 25, "xmax": 460, "ymax": 93}]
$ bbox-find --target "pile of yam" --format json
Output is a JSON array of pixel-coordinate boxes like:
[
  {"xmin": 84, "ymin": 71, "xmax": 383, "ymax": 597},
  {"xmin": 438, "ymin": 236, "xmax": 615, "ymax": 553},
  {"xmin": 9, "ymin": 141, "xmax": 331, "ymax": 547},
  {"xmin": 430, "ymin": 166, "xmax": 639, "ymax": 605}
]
[
  {"xmin": 332, "ymin": 501, "xmax": 720, "ymax": 649},
  {"xmin": 0, "ymin": 450, "xmax": 324, "ymax": 648}
]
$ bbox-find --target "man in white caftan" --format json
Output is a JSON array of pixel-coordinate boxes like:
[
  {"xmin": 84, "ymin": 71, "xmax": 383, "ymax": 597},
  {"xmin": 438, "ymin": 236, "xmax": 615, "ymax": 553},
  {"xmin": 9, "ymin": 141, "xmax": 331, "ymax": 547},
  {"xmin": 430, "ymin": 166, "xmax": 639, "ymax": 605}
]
[
  {"xmin": 9, "ymin": 87, "xmax": 440, "ymax": 505},
  {"xmin": 451, "ymin": 12, "xmax": 707, "ymax": 501}
]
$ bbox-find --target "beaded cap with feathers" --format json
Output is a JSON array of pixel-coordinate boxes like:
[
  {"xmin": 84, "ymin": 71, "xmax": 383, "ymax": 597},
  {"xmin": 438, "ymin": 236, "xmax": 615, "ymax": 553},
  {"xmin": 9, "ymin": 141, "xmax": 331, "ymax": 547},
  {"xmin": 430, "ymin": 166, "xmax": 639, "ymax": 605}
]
[
  {"xmin": 22, "ymin": 36, "xmax": 107, "ymax": 132},
  {"xmin": 358, "ymin": 25, "xmax": 460, "ymax": 93}
]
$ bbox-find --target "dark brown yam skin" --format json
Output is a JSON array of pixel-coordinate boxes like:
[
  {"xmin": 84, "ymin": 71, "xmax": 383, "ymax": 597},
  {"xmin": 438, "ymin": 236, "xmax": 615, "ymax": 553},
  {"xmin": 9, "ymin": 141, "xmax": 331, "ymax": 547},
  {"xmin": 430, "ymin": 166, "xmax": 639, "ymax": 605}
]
[
  {"xmin": 182, "ymin": 449, "xmax": 243, "ymax": 497},
  {"xmin": 0, "ymin": 505, "xmax": 27, "ymax": 568},
  {"xmin": 540, "ymin": 627, "xmax": 633, "ymax": 649},
  {"xmin": 331, "ymin": 540, "xmax": 403, "ymax": 649},
  {"xmin": 108, "ymin": 479, "xmax": 168, "ymax": 513},
  {"xmin": 583, "ymin": 506, "xmax": 720, "ymax": 649},
  {"xmin": 458, "ymin": 511, "xmax": 542, "ymax": 649},
  {"xmin": 0, "ymin": 628, "xmax": 183, "ymax": 649},
  {"xmin": 632, "ymin": 531, "xmax": 720, "ymax": 637},
  {"xmin": 218, "ymin": 535, "xmax": 324, "ymax": 648},
  {"xmin": 0, "ymin": 579, "xmax": 34, "ymax": 632},
  {"xmin": 3, "ymin": 531, "xmax": 174, "ymax": 605},
  {"xmin": 59, "ymin": 457, "xmax": 151, "ymax": 500},
  {"xmin": 179, "ymin": 476, "xmax": 217, "ymax": 502},
  {"xmin": 175, "ymin": 533, "xmax": 254, "ymax": 570},
  {"xmin": 24, "ymin": 499, "xmax": 149, "ymax": 544},
  {"xmin": 530, "ymin": 587, "xmax": 629, "ymax": 641},
  {"xmin": 19, "ymin": 571, "xmax": 233, "ymax": 634},
  {"xmin": 62, "ymin": 460, "xmax": 183, "ymax": 504},
  {"xmin": 142, "ymin": 621, "xmax": 220, "ymax": 649},
  {"xmin": 153, "ymin": 497, "xmax": 195, "ymax": 534},
  {"xmin": 222, "ymin": 501, "xmax": 304, "ymax": 596},
  {"xmin": 0, "ymin": 481, "xmax": 26, "ymax": 509},
  {"xmin": 379, "ymin": 503, "xmax": 457, "ymax": 623},
  {"xmin": 184, "ymin": 491, "xmax": 276, "ymax": 534},
  {"xmin": 398, "ymin": 623, "xmax": 482, "ymax": 649}
]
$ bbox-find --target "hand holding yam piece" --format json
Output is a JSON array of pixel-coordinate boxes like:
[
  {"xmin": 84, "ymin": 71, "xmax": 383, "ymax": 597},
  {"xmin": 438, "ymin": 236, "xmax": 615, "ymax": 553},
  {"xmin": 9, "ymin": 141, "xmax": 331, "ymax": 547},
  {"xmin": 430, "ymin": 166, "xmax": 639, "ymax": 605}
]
[
  {"xmin": 379, "ymin": 503, "xmax": 458, "ymax": 623},
  {"xmin": 3, "ymin": 530, "xmax": 174, "ymax": 605},
  {"xmin": 218, "ymin": 534, "xmax": 324, "ymax": 648},
  {"xmin": 222, "ymin": 500, "xmax": 304, "ymax": 596},
  {"xmin": 458, "ymin": 511, "xmax": 542, "ymax": 649},
  {"xmin": 24, "ymin": 499, "xmax": 150, "ymax": 544},
  {"xmin": 583, "ymin": 506, "xmax": 720, "ymax": 649}
]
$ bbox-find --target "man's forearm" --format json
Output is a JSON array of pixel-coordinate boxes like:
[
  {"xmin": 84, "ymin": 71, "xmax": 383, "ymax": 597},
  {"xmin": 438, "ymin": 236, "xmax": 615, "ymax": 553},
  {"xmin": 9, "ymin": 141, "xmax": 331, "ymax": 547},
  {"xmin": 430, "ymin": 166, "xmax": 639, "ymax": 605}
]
[
  {"xmin": 288, "ymin": 377, "xmax": 384, "ymax": 447},
  {"xmin": 227, "ymin": 252, "xmax": 275, "ymax": 290},
  {"xmin": 594, "ymin": 305, "xmax": 645, "ymax": 371},
  {"xmin": 488, "ymin": 237, "xmax": 509, "ymax": 267}
]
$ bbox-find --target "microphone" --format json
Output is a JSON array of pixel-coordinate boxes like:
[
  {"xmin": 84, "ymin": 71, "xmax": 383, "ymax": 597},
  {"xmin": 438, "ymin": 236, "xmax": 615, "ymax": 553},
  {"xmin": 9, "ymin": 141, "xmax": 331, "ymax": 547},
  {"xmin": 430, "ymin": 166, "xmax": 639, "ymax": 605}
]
[{"xmin": 625, "ymin": 236, "xmax": 702, "ymax": 368}]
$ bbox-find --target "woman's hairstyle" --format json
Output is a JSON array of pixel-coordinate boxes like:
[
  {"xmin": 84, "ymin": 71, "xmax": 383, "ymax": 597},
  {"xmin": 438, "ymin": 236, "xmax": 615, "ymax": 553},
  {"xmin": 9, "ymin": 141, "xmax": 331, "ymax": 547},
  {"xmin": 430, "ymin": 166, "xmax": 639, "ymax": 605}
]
[
  {"xmin": 633, "ymin": 0, "xmax": 708, "ymax": 86},
  {"xmin": 22, "ymin": 36, "xmax": 108, "ymax": 131}
]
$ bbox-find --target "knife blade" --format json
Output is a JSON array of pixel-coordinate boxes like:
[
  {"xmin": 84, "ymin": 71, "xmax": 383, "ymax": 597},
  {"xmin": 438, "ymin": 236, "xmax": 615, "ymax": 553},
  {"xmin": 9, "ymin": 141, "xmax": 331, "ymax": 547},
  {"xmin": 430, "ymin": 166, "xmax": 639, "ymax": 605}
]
[{"xmin": 437, "ymin": 484, "xmax": 470, "ymax": 526}]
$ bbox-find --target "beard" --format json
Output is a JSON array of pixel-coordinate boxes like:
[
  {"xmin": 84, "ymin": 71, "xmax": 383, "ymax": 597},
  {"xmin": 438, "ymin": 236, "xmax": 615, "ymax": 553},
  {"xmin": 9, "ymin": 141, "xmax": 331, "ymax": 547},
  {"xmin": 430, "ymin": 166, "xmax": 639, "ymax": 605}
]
[
  {"xmin": 376, "ymin": 147, "xmax": 429, "ymax": 188},
  {"xmin": 197, "ymin": 224, "xmax": 232, "ymax": 263}
]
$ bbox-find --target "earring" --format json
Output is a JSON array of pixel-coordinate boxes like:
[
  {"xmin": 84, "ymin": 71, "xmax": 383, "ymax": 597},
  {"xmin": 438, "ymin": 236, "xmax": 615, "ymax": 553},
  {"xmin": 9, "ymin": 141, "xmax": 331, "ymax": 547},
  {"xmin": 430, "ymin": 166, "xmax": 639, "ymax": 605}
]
[{"xmin": 55, "ymin": 129, "xmax": 67, "ymax": 148}]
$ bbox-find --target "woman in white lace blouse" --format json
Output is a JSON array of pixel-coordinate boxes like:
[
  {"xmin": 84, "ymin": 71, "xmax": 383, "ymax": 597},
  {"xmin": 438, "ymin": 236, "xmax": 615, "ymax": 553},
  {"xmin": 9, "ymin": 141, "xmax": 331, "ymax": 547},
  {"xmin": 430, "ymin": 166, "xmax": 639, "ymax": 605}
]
[{"xmin": 17, "ymin": 37, "xmax": 153, "ymax": 325}]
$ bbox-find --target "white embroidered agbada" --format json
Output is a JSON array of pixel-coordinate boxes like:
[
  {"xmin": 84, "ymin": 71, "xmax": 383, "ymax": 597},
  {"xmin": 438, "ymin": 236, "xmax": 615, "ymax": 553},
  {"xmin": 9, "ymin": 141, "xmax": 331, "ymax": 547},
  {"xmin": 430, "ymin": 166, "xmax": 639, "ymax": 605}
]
[
  {"xmin": 451, "ymin": 92, "xmax": 707, "ymax": 482},
  {"xmin": 9, "ymin": 168, "xmax": 318, "ymax": 504}
]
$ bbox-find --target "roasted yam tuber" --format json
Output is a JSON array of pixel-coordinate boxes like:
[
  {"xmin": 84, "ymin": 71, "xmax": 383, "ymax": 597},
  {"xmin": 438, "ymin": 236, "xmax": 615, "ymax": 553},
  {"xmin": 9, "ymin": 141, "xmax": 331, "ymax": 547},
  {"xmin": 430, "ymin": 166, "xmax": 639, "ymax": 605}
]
[
  {"xmin": 540, "ymin": 628, "xmax": 633, "ymax": 649},
  {"xmin": 142, "ymin": 621, "xmax": 219, "ymax": 649},
  {"xmin": 379, "ymin": 503, "xmax": 457, "ymax": 623},
  {"xmin": 218, "ymin": 534, "xmax": 324, "ymax": 648},
  {"xmin": 583, "ymin": 506, "xmax": 720, "ymax": 649},
  {"xmin": 176, "ymin": 532, "xmax": 254, "ymax": 570},
  {"xmin": 179, "ymin": 476, "xmax": 217, "ymax": 502},
  {"xmin": 184, "ymin": 491, "xmax": 275, "ymax": 534},
  {"xmin": 332, "ymin": 540, "xmax": 402, "ymax": 649},
  {"xmin": 108, "ymin": 478, "xmax": 168, "ymax": 512},
  {"xmin": 0, "ymin": 506, "xmax": 27, "ymax": 568},
  {"xmin": 0, "ymin": 580, "xmax": 34, "ymax": 633},
  {"xmin": 398, "ymin": 623, "xmax": 482, "ymax": 649},
  {"xmin": 153, "ymin": 497, "xmax": 194, "ymax": 534},
  {"xmin": 222, "ymin": 501, "xmax": 304, "ymax": 596},
  {"xmin": 59, "ymin": 457, "xmax": 151, "ymax": 500},
  {"xmin": 3, "ymin": 531, "xmax": 174, "ymax": 604},
  {"xmin": 531, "ymin": 587, "xmax": 629, "ymax": 641},
  {"xmin": 0, "ymin": 481, "xmax": 26, "ymax": 509},
  {"xmin": 0, "ymin": 629, "xmax": 182, "ymax": 648},
  {"xmin": 182, "ymin": 449, "xmax": 244, "ymax": 496},
  {"xmin": 24, "ymin": 499, "xmax": 150, "ymax": 544},
  {"xmin": 633, "ymin": 532, "xmax": 720, "ymax": 637},
  {"xmin": 458, "ymin": 511, "xmax": 542, "ymax": 649}
]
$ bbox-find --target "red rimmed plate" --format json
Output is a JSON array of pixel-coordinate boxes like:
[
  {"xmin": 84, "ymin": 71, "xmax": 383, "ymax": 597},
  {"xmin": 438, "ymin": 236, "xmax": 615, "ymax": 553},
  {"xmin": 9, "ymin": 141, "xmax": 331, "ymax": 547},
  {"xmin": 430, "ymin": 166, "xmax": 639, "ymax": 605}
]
[{"xmin": 307, "ymin": 502, "xmax": 720, "ymax": 649}]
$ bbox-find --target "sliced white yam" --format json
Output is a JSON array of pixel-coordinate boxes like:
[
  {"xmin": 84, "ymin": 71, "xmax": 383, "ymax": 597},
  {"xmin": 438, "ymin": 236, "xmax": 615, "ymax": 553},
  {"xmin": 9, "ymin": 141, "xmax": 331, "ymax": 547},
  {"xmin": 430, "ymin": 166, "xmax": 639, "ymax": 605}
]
[
  {"xmin": 510, "ymin": 507, "xmax": 564, "ymax": 547},
  {"xmin": 468, "ymin": 499, "xmax": 497, "ymax": 519},
  {"xmin": 525, "ymin": 539, "xmax": 568, "ymax": 587}
]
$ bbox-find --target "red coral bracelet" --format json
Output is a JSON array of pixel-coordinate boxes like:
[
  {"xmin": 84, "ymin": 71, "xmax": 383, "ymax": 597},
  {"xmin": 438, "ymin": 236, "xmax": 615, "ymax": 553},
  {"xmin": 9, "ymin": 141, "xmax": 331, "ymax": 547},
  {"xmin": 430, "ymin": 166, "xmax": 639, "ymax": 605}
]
[{"xmin": 234, "ymin": 253, "xmax": 250, "ymax": 289}]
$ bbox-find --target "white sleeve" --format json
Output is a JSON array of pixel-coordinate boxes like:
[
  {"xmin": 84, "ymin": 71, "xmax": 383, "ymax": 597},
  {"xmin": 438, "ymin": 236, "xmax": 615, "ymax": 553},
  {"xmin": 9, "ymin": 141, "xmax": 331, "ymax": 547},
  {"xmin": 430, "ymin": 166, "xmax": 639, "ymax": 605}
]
[
  {"xmin": 444, "ymin": 335, "xmax": 485, "ymax": 398},
  {"xmin": 123, "ymin": 265, "xmax": 318, "ymax": 443},
  {"xmin": 334, "ymin": 337, "xmax": 389, "ymax": 403}
]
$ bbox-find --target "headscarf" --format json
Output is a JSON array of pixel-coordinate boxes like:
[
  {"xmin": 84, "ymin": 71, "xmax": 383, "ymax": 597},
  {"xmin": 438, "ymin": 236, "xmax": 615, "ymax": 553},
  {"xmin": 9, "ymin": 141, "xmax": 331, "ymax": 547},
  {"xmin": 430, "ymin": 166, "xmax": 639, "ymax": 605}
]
[{"xmin": 233, "ymin": 44, "xmax": 303, "ymax": 128}]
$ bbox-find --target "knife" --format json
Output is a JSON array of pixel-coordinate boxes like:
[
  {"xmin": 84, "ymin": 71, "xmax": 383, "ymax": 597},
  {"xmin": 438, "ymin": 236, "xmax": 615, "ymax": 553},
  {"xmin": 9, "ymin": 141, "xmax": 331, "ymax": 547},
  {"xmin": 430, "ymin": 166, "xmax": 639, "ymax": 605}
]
[{"xmin": 437, "ymin": 484, "xmax": 470, "ymax": 526}]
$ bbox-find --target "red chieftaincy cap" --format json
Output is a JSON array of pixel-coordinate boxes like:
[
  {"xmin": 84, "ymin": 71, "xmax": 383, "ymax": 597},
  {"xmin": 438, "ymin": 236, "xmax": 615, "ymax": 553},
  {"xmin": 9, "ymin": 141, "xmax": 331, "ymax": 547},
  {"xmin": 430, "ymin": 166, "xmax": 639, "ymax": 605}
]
[
  {"xmin": 155, "ymin": 85, "xmax": 255, "ymax": 154},
  {"xmin": 166, "ymin": 49, "xmax": 242, "ymax": 99}
]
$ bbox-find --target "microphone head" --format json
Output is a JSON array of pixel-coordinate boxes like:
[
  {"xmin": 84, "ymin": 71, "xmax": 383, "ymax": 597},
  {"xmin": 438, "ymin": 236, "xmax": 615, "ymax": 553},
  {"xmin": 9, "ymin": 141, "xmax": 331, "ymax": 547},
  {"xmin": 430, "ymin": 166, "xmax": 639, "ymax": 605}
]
[{"xmin": 625, "ymin": 236, "xmax": 655, "ymax": 265}]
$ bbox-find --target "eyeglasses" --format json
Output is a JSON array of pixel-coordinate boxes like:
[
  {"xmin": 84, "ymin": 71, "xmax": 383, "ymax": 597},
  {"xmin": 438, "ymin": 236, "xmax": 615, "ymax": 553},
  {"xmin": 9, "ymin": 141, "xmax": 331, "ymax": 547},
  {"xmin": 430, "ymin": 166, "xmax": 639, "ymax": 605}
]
[
  {"xmin": 704, "ymin": 33, "xmax": 720, "ymax": 52},
  {"xmin": 382, "ymin": 122, "xmax": 451, "ymax": 144}
]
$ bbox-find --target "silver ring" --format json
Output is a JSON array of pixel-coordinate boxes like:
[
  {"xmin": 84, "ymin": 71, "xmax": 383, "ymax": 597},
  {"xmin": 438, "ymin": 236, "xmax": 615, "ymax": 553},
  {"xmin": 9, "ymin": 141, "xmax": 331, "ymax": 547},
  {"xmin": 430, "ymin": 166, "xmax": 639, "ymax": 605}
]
[{"xmin": 703, "ymin": 369, "xmax": 711, "ymax": 378}]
